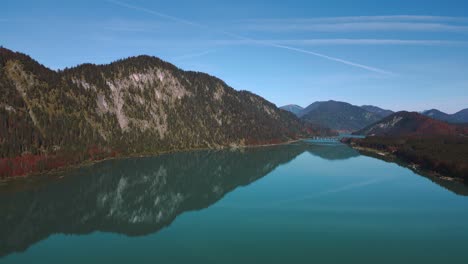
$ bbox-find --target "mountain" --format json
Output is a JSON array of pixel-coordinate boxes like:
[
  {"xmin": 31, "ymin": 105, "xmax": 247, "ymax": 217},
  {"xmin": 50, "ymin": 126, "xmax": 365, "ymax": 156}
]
[
  {"xmin": 361, "ymin": 105, "xmax": 394, "ymax": 118},
  {"xmin": 356, "ymin": 111, "xmax": 468, "ymax": 137},
  {"xmin": 298, "ymin": 101, "xmax": 322, "ymax": 117},
  {"xmin": 0, "ymin": 47, "xmax": 318, "ymax": 178},
  {"xmin": 422, "ymin": 109, "xmax": 452, "ymax": 122},
  {"xmin": 452, "ymin": 109, "xmax": 468, "ymax": 123},
  {"xmin": 422, "ymin": 108, "xmax": 468, "ymax": 124},
  {"xmin": 300, "ymin": 100, "xmax": 382, "ymax": 132},
  {"xmin": 279, "ymin": 104, "xmax": 303, "ymax": 116}
]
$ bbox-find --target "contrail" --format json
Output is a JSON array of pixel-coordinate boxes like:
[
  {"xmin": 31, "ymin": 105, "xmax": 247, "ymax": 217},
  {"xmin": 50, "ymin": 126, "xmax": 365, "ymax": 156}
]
[
  {"xmin": 267, "ymin": 43, "xmax": 394, "ymax": 75},
  {"xmin": 173, "ymin": 49, "xmax": 217, "ymax": 61},
  {"xmin": 105, "ymin": 0, "xmax": 395, "ymax": 75}
]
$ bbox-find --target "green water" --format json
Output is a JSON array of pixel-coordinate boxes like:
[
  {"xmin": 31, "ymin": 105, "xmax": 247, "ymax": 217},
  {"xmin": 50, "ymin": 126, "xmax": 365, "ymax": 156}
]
[{"xmin": 1, "ymin": 142, "xmax": 468, "ymax": 264}]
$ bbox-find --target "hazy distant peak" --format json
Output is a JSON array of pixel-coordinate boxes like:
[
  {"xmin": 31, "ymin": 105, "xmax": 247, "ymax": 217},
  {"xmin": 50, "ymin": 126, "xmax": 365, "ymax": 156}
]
[
  {"xmin": 422, "ymin": 108, "xmax": 468, "ymax": 123},
  {"xmin": 280, "ymin": 104, "xmax": 304, "ymax": 116}
]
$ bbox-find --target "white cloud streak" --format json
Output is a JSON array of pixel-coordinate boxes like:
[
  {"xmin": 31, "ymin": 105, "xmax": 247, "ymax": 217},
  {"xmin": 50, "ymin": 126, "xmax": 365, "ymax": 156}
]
[
  {"xmin": 207, "ymin": 39, "xmax": 468, "ymax": 46},
  {"xmin": 101, "ymin": 19, "xmax": 161, "ymax": 32},
  {"xmin": 241, "ymin": 15, "xmax": 468, "ymax": 32},
  {"xmin": 247, "ymin": 22, "xmax": 468, "ymax": 32},
  {"xmin": 104, "ymin": 0, "xmax": 211, "ymax": 30},
  {"xmin": 173, "ymin": 49, "xmax": 217, "ymax": 61},
  {"xmin": 105, "ymin": 0, "xmax": 395, "ymax": 75},
  {"xmin": 243, "ymin": 15, "xmax": 468, "ymax": 24}
]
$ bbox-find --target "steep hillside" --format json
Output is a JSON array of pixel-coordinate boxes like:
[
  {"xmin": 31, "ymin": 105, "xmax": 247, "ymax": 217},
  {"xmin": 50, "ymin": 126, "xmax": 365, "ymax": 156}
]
[
  {"xmin": 356, "ymin": 111, "xmax": 468, "ymax": 137},
  {"xmin": 361, "ymin": 105, "xmax": 394, "ymax": 118},
  {"xmin": 280, "ymin": 104, "xmax": 303, "ymax": 116},
  {"xmin": 300, "ymin": 100, "xmax": 382, "ymax": 131},
  {"xmin": 0, "ymin": 47, "xmax": 317, "ymax": 178}
]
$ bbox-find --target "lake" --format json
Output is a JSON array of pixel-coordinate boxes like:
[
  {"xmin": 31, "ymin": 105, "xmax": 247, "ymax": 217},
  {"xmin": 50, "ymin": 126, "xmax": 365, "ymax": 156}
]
[{"xmin": 1, "ymin": 141, "xmax": 468, "ymax": 264}]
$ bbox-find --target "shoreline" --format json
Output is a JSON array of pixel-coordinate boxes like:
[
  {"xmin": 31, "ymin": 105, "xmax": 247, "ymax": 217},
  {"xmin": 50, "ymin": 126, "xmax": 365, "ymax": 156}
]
[
  {"xmin": 348, "ymin": 145, "xmax": 464, "ymax": 184},
  {"xmin": 0, "ymin": 137, "xmax": 308, "ymax": 183}
]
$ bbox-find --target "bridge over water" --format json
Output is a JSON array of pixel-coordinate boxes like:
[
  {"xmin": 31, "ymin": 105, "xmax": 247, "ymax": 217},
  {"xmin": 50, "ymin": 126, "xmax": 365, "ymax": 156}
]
[
  {"xmin": 306, "ymin": 137, "xmax": 341, "ymax": 143},
  {"xmin": 303, "ymin": 134, "xmax": 365, "ymax": 144}
]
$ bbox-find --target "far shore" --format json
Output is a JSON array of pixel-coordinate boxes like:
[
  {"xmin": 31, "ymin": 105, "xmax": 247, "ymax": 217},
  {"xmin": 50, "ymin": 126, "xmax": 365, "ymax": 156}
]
[
  {"xmin": 0, "ymin": 137, "xmax": 310, "ymax": 183},
  {"xmin": 347, "ymin": 144, "xmax": 464, "ymax": 184}
]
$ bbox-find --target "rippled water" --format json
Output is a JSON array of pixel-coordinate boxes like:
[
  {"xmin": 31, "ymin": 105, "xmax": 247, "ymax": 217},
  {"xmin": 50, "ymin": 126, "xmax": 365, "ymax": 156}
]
[{"xmin": 1, "ymin": 142, "xmax": 467, "ymax": 263}]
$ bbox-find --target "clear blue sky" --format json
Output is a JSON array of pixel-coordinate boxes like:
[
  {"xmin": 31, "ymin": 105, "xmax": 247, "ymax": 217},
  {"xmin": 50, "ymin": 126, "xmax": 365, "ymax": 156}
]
[{"xmin": 2, "ymin": 0, "xmax": 468, "ymax": 113}]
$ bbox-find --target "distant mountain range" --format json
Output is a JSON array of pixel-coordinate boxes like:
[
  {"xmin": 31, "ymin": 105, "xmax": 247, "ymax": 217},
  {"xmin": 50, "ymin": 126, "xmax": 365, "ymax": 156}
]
[
  {"xmin": 356, "ymin": 111, "xmax": 468, "ymax": 137},
  {"xmin": 281, "ymin": 100, "xmax": 467, "ymax": 132},
  {"xmin": 422, "ymin": 109, "xmax": 468, "ymax": 124},
  {"xmin": 300, "ymin": 101, "xmax": 382, "ymax": 131},
  {"xmin": 281, "ymin": 100, "xmax": 387, "ymax": 132}
]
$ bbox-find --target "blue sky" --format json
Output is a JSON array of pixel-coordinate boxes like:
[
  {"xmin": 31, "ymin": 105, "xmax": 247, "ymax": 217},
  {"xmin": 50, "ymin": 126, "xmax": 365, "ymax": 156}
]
[{"xmin": 2, "ymin": 0, "xmax": 468, "ymax": 113}]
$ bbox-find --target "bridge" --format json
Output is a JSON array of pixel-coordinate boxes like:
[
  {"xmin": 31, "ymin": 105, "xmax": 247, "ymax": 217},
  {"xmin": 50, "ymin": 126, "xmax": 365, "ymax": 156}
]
[
  {"xmin": 302, "ymin": 134, "xmax": 365, "ymax": 144},
  {"xmin": 305, "ymin": 136, "xmax": 341, "ymax": 143}
]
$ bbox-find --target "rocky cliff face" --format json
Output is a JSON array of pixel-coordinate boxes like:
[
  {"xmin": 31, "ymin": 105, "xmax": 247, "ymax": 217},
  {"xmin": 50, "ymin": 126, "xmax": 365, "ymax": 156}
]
[{"xmin": 0, "ymin": 47, "xmax": 318, "ymax": 177}]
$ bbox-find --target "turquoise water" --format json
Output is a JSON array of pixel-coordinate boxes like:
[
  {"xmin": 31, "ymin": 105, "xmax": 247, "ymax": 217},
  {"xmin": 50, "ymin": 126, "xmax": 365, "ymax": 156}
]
[{"xmin": 1, "ymin": 142, "xmax": 468, "ymax": 263}]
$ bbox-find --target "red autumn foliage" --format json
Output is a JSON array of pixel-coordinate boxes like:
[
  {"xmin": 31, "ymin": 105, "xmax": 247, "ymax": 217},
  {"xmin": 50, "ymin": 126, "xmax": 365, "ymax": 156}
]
[{"xmin": 0, "ymin": 146, "xmax": 117, "ymax": 178}]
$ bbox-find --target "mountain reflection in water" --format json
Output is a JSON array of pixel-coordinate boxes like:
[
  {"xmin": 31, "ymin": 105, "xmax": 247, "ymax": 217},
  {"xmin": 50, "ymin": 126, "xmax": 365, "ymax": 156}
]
[{"xmin": 0, "ymin": 142, "xmax": 466, "ymax": 258}]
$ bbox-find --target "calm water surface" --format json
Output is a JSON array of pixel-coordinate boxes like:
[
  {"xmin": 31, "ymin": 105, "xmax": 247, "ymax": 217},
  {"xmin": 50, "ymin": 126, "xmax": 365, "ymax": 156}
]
[{"xmin": 1, "ymin": 142, "xmax": 468, "ymax": 263}]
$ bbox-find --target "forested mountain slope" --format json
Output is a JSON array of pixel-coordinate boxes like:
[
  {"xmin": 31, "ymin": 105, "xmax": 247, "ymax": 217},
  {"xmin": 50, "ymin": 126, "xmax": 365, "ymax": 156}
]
[{"xmin": 0, "ymin": 47, "xmax": 319, "ymax": 177}]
